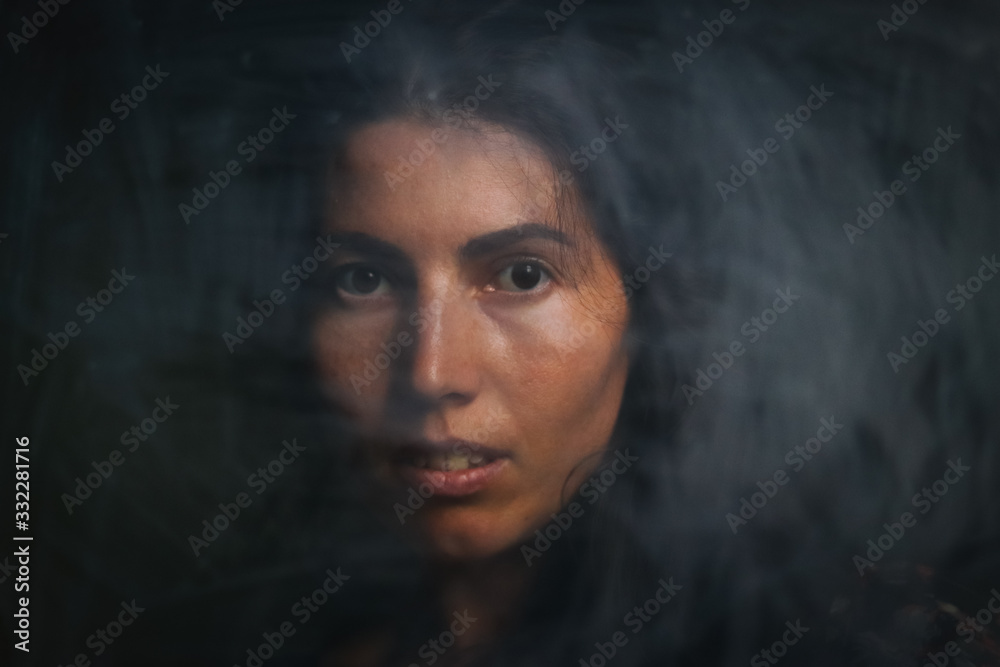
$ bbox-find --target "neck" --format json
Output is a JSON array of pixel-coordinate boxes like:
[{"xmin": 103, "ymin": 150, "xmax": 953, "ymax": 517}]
[{"xmin": 430, "ymin": 549, "xmax": 535, "ymax": 650}]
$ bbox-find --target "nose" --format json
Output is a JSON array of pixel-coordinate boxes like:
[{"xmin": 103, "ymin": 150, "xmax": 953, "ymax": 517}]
[{"xmin": 405, "ymin": 283, "xmax": 482, "ymax": 406}]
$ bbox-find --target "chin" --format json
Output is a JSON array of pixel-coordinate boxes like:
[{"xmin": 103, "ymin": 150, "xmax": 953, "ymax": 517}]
[{"xmin": 414, "ymin": 508, "xmax": 523, "ymax": 561}]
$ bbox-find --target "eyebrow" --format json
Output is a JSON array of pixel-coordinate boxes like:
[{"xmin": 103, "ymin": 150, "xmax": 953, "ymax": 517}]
[
  {"xmin": 324, "ymin": 232, "xmax": 409, "ymax": 262},
  {"xmin": 327, "ymin": 222, "xmax": 574, "ymax": 262},
  {"xmin": 459, "ymin": 222, "xmax": 573, "ymax": 260}
]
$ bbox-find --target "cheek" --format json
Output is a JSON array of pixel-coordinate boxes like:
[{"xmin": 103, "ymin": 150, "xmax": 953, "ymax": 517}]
[
  {"xmin": 312, "ymin": 310, "xmax": 398, "ymax": 414},
  {"xmin": 509, "ymin": 280, "xmax": 627, "ymax": 381},
  {"xmin": 492, "ymin": 291, "xmax": 629, "ymax": 455}
]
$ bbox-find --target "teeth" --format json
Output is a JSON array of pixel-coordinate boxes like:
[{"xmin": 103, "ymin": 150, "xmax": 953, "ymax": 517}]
[
  {"xmin": 446, "ymin": 453, "xmax": 470, "ymax": 471},
  {"xmin": 405, "ymin": 448, "xmax": 495, "ymax": 470},
  {"xmin": 408, "ymin": 451, "xmax": 489, "ymax": 470}
]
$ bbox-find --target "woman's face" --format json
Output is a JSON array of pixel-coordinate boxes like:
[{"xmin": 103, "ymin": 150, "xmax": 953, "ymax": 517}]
[{"xmin": 314, "ymin": 118, "xmax": 630, "ymax": 559}]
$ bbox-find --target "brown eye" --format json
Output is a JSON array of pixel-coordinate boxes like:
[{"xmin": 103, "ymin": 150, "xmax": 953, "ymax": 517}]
[
  {"xmin": 496, "ymin": 262, "xmax": 550, "ymax": 292},
  {"xmin": 335, "ymin": 266, "xmax": 389, "ymax": 296}
]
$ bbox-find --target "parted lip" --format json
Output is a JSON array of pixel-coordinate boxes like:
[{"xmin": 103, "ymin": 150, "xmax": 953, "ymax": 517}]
[
  {"xmin": 388, "ymin": 438, "xmax": 512, "ymax": 465},
  {"xmin": 394, "ymin": 452, "xmax": 511, "ymax": 498},
  {"xmin": 380, "ymin": 438, "xmax": 514, "ymax": 497}
]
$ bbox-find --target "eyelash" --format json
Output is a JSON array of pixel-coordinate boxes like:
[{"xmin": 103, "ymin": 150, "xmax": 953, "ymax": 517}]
[
  {"xmin": 332, "ymin": 263, "xmax": 394, "ymax": 301},
  {"xmin": 486, "ymin": 257, "xmax": 554, "ymax": 295},
  {"xmin": 330, "ymin": 257, "xmax": 555, "ymax": 304}
]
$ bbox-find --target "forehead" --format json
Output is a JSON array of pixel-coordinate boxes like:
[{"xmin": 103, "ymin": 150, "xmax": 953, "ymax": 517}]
[
  {"xmin": 341, "ymin": 118, "xmax": 551, "ymax": 186},
  {"xmin": 328, "ymin": 119, "xmax": 585, "ymax": 245}
]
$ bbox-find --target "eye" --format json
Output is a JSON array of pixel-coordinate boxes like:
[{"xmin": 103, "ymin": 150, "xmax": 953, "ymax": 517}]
[
  {"xmin": 494, "ymin": 261, "xmax": 551, "ymax": 293},
  {"xmin": 335, "ymin": 265, "xmax": 390, "ymax": 297}
]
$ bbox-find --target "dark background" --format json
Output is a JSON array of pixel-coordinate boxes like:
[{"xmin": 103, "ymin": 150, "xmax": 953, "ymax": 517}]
[{"xmin": 2, "ymin": 0, "xmax": 999, "ymax": 665}]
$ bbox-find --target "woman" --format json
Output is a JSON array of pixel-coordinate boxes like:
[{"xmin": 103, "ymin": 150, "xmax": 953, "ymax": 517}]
[
  {"xmin": 302, "ymin": 2, "xmax": 998, "ymax": 666},
  {"xmin": 306, "ymin": 8, "xmax": 695, "ymax": 665},
  {"xmin": 315, "ymin": 117, "xmax": 632, "ymax": 560},
  {"xmin": 13, "ymin": 0, "xmax": 997, "ymax": 664}
]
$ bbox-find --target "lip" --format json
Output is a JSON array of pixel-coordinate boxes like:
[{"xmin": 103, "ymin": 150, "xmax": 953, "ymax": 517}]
[{"xmin": 389, "ymin": 439, "xmax": 512, "ymax": 498}]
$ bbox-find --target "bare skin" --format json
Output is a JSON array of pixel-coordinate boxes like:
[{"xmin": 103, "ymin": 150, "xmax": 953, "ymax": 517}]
[{"xmin": 313, "ymin": 118, "xmax": 630, "ymax": 660}]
